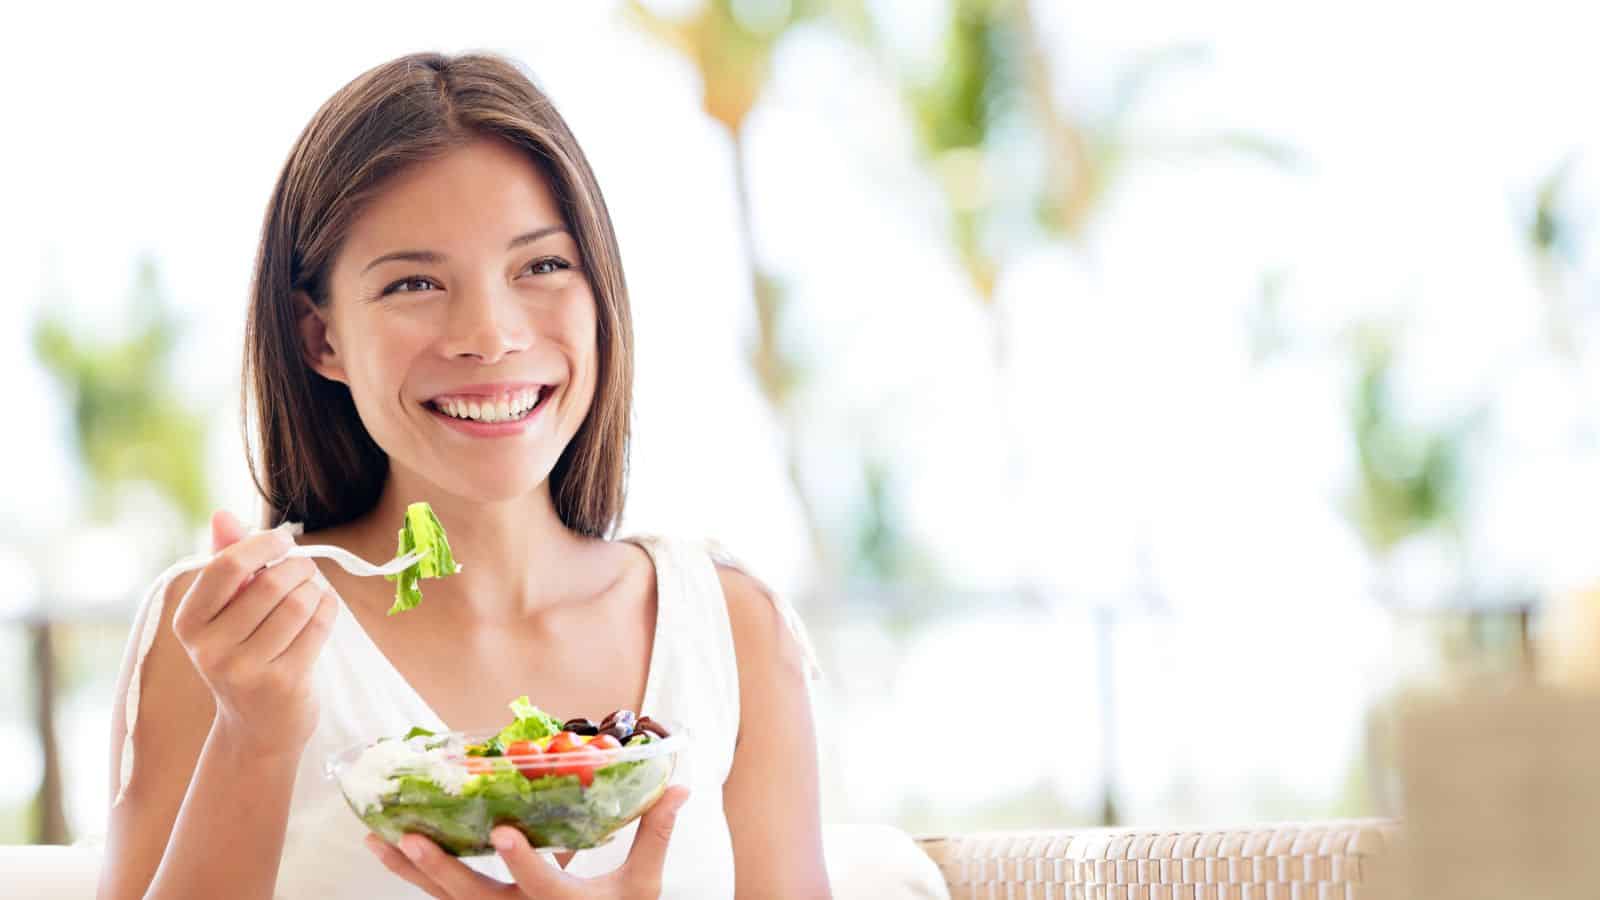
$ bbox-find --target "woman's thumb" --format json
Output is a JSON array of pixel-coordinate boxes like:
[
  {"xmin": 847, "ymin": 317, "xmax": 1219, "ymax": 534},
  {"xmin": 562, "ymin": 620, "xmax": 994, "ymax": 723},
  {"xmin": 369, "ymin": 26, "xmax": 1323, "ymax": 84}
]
[
  {"xmin": 210, "ymin": 510, "xmax": 248, "ymax": 552},
  {"xmin": 623, "ymin": 785, "xmax": 689, "ymax": 881}
]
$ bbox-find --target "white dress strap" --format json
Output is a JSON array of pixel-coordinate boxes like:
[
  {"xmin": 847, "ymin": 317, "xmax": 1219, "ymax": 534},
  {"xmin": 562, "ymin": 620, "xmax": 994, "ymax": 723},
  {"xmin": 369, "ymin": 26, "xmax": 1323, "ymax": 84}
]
[{"xmin": 113, "ymin": 521, "xmax": 305, "ymax": 807}]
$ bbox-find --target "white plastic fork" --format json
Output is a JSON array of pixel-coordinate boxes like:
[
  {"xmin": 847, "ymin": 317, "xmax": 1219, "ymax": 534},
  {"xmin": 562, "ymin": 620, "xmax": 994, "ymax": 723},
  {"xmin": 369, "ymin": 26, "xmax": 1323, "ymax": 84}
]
[
  {"xmin": 270, "ymin": 544, "xmax": 425, "ymax": 577},
  {"xmin": 146, "ymin": 524, "xmax": 427, "ymax": 588}
]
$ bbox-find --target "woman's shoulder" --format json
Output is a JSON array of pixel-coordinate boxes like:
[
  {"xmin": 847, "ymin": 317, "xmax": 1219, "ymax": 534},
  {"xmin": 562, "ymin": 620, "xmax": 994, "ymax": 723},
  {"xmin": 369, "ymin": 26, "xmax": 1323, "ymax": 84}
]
[{"xmin": 626, "ymin": 532, "xmax": 823, "ymax": 683}]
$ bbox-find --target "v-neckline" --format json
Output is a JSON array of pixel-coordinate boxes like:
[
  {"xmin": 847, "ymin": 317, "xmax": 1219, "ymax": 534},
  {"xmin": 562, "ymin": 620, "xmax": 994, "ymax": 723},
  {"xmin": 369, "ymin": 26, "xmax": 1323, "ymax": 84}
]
[{"xmin": 336, "ymin": 535, "xmax": 669, "ymax": 736}]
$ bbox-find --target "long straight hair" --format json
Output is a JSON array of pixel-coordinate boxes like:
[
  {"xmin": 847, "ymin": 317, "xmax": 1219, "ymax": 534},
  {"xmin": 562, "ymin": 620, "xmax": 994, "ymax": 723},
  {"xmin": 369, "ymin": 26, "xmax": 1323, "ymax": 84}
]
[{"xmin": 243, "ymin": 51, "xmax": 633, "ymax": 536}]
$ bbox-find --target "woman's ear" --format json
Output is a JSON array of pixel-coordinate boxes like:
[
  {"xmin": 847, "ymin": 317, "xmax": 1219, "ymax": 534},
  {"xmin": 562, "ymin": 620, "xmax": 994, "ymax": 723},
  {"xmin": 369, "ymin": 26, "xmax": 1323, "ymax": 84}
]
[{"xmin": 295, "ymin": 291, "xmax": 349, "ymax": 384}]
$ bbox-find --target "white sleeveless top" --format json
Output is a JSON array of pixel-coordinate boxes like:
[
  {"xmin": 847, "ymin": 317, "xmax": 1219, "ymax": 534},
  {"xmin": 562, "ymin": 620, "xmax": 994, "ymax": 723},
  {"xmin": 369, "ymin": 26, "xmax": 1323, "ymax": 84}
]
[{"xmin": 111, "ymin": 532, "xmax": 822, "ymax": 899}]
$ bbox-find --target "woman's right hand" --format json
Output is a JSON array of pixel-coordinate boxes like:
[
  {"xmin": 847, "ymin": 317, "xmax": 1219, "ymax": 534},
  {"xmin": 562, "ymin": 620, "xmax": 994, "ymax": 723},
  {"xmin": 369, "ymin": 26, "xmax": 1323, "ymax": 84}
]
[
  {"xmin": 170, "ymin": 510, "xmax": 339, "ymax": 757},
  {"xmin": 365, "ymin": 786, "xmax": 692, "ymax": 900}
]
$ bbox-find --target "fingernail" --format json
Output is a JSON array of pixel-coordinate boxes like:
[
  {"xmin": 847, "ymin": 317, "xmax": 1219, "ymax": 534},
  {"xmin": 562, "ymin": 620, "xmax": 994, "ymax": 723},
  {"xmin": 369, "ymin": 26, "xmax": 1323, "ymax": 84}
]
[
  {"xmin": 492, "ymin": 830, "xmax": 515, "ymax": 851},
  {"xmin": 401, "ymin": 839, "xmax": 422, "ymax": 861}
]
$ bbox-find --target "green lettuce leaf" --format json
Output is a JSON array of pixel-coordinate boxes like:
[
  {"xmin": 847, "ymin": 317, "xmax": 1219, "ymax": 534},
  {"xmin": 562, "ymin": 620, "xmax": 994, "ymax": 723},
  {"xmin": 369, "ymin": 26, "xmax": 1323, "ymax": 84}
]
[
  {"xmin": 384, "ymin": 501, "xmax": 461, "ymax": 615},
  {"xmin": 493, "ymin": 695, "xmax": 564, "ymax": 747}
]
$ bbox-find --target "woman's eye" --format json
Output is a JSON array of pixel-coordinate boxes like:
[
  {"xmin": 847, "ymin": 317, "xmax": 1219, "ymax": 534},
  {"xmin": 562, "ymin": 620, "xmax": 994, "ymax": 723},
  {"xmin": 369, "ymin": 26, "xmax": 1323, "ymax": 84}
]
[
  {"xmin": 525, "ymin": 257, "xmax": 572, "ymax": 276},
  {"xmin": 384, "ymin": 276, "xmax": 437, "ymax": 295}
]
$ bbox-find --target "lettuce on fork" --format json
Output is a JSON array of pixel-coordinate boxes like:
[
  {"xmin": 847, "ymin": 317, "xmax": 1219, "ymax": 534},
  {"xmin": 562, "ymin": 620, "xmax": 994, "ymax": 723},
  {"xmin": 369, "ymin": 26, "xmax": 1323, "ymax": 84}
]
[{"xmin": 384, "ymin": 502, "xmax": 462, "ymax": 615}]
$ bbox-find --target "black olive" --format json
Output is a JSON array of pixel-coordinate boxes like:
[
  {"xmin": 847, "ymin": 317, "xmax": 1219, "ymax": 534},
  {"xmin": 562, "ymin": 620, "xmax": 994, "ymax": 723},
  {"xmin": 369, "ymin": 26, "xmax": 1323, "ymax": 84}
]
[
  {"xmin": 561, "ymin": 717, "xmax": 599, "ymax": 736},
  {"xmin": 636, "ymin": 716, "xmax": 670, "ymax": 738},
  {"xmin": 599, "ymin": 710, "xmax": 638, "ymax": 741}
]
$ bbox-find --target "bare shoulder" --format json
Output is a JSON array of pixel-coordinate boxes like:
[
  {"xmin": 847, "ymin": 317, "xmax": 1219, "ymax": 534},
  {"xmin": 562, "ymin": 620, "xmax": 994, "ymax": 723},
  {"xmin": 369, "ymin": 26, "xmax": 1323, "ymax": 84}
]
[
  {"xmin": 101, "ymin": 568, "xmax": 216, "ymax": 895},
  {"xmin": 714, "ymin": 562, "xmax": 810, "ymax": 682}
]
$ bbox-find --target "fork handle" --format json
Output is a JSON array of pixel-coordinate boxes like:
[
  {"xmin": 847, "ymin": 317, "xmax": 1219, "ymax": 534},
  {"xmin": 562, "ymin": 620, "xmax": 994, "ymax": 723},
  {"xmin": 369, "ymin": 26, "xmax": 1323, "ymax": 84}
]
[{"xmin": 269, "ymin": 544, "xmax": 423, "ymax": 577}]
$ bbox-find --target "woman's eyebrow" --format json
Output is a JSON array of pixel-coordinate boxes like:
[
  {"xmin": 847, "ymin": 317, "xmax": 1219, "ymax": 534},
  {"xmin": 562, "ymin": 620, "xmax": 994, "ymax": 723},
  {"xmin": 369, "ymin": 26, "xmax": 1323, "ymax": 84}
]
[{"xmin": 361, "ymin": 225, "xmax": 570, "ymax": 274}]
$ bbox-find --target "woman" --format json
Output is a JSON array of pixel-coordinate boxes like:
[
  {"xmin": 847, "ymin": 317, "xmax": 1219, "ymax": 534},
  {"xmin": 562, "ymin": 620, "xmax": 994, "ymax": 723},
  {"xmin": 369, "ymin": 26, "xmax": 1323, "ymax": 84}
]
[{"xmin": 98, "ymin": 50, "xmax": 830, "ymax": 900}]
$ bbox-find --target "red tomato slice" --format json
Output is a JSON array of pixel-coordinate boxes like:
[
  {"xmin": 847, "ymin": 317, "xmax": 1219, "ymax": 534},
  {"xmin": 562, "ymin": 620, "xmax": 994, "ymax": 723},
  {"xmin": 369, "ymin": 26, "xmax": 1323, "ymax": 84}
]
[
  {"xmin": 554, "ymin": 750, "xmax": 601, "ymax": 787},
  {"xmin": 587, "ymin": 734, "xmax": 622, "ymax": 752},
  {"xmin": 546, "ymin": 731, "xmax": 585, "ymax": 755},
  {"xmin": 539, "ymin": 730, "xmax": 608, "ymax": 786},
  {"xmin": 505, "ymin": 739, "xmax": 561, "ymax": 781}
]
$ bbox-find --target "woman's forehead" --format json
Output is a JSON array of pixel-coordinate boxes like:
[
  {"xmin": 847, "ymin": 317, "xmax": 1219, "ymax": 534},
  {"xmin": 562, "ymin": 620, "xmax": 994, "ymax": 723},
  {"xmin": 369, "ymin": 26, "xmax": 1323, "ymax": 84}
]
[{"xmin": 343, "ymin": 139, "xmax": 567, "ymax": 263}]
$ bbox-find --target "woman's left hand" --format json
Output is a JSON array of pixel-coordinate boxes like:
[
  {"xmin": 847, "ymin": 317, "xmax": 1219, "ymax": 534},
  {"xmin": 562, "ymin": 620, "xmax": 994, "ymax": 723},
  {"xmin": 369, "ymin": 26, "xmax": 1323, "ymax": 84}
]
[{"xmin": 365, "ymin": 786, "xmax": 689, "ymax": 899}]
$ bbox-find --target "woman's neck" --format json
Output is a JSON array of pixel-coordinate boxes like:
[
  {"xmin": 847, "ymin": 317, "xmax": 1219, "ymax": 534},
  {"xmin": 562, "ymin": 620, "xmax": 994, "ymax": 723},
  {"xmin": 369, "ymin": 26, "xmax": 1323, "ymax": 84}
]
[{"xmin": 341, "ymin": 468, "xmax": 605, "ymax": 624}]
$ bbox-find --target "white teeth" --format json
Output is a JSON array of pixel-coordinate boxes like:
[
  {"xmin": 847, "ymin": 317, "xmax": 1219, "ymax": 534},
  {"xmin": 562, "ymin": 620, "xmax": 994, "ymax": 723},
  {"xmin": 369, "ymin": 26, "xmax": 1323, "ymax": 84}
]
[{"xmin": 435, "ymin": 389, "xmax": 543, "ymax": 422}]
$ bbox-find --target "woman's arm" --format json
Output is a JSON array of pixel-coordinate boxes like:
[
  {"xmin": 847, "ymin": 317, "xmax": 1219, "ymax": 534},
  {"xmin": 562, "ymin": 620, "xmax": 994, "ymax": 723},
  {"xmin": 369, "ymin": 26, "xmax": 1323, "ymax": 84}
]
[
  {"xmin": 99, "ymin": 519, "xmax": 331, "ymax": 900},
  {"xmin": 99, "ymin": 569, "xmax": 296, "ymax": 900},
  {"xmin": 717, "ymin": 565, "xmax": 832, "ymax": 900}
]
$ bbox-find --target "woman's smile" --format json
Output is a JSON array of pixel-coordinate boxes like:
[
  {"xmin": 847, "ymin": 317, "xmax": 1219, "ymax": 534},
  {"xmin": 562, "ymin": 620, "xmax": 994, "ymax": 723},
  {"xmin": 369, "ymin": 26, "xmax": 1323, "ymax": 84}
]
[{"xmin": 422, "ymin": 380, "xmax": 557, "ymax": 438}]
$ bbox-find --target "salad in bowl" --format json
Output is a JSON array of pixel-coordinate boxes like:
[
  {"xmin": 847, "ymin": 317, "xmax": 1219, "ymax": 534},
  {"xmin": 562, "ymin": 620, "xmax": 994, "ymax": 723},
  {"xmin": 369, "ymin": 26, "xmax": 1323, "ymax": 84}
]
[{"xmin": 327, "ymin": 696, "xmax": 686, "ymax": 855}]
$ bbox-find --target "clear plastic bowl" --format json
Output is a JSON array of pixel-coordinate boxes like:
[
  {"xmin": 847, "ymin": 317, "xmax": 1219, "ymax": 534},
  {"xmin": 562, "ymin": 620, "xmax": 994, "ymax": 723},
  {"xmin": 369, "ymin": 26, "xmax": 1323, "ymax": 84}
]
[{"xmin": 326, "ymin": 723, "xmax": 687, "ymax": 856}]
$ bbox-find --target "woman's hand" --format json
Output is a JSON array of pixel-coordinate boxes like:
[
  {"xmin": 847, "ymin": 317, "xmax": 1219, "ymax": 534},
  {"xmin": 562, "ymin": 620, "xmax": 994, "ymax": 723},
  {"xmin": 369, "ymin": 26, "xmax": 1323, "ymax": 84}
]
[
  {"xmin": 364, "ymin": 786, "xmax": 690, "ymax": 899},
  {"xmin": 171, "ymin": 510, "xmax": 338, "ymax": 758}
]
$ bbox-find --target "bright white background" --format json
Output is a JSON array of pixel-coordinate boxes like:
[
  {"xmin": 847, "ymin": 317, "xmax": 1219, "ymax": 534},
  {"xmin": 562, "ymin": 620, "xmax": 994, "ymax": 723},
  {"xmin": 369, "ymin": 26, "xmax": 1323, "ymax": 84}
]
[{"xmin": 5, "ymin": 0, "xmax": 1600, "ymax": 839}]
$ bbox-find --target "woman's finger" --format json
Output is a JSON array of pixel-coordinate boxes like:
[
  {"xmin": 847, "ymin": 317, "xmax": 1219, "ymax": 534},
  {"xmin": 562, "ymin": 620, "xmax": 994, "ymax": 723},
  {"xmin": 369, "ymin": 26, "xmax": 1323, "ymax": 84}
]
[
  {"xmin": 396, "ymin": 833, "xmax": 504, "ymax": 898},
  {"xmin": 620, "ymin": 785, "xmax": 690, "ymax": 885},
  {"xmin": 210, "ymin": 509, "xmax": 248, "ymax": 552},
  {"xmin": 364, "ymin": 834, "xmax": 450, "ymax": 899},
  {"xmin": 272, "ymin": 590, "xmax": 339, "ymax": 669},
  {"xmin": 241, "ymin": 576, "xmax": 326, "ymax": 660},
  {"xmin": 175, "ymin": 527, "xmax": 298, "ymax": 631},
  {"xmin": 492, "ymin": 825, "xmax": 568, "ymax": 896},
  {"xmin": 207, "ymin": 556, "xmax": 320, "ymax": 648}
]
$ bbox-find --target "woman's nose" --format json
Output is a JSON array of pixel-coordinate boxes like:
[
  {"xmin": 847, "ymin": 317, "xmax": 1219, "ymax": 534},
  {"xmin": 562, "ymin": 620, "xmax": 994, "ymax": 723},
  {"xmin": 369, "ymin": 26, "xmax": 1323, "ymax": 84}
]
[{"xmin": 439, "ymin": 287, "xmax": 529, "ymax": 364}]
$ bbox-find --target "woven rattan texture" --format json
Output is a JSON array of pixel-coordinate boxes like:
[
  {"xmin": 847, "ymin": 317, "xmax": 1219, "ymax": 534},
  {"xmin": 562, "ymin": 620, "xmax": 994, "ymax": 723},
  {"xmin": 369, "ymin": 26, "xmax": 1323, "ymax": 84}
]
[{"xmin": 915, "ymin": 820, "xmax": 1398, "ymax": 900}]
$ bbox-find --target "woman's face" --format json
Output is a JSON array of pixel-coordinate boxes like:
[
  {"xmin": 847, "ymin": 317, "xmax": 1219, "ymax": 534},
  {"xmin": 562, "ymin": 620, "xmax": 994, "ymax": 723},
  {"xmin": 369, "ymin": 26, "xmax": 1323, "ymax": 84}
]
[{"xmin": 300, "ymin": 136, "xmax": 599, "ymax": 504}]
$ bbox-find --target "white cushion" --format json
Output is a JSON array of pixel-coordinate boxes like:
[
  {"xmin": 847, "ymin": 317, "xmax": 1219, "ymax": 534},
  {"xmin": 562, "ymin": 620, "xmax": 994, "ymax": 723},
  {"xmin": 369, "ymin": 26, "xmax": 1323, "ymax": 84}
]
[
  {"xmin": 0, "ymin": 844, "xmax": 100, "ymax": 900},
  {"xmin": 823, "ymin": 823, "xmax": 950, "ymax": 900}
]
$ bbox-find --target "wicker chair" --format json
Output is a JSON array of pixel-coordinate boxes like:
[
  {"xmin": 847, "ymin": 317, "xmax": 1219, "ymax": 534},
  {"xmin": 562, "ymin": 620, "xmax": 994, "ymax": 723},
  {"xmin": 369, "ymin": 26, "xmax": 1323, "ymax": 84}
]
[{"xmin": 914, "ymin": 819, "xmax": 1400, "ymax": 899}]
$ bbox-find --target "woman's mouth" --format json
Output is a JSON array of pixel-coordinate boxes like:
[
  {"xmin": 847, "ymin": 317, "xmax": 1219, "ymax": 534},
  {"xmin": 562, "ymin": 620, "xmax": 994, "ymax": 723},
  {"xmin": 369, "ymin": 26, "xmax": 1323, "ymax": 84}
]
[{"xmin": 423, "ymin": 386, "xmax": 551, "ymax": 435}]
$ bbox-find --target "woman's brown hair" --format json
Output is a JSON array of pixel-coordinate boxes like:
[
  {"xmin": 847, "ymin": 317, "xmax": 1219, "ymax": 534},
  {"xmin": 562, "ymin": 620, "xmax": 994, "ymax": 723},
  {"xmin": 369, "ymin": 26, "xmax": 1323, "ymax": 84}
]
[{"xmin": 243, "ymin": 51, "xmax": 632, "ymax": 537}]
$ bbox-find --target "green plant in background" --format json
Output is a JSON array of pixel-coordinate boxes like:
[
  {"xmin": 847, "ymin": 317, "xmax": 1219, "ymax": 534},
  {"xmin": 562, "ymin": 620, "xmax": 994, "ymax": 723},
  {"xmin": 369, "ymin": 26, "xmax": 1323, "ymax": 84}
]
[
  {"xmin": 1527, "ymin": 156, "xmax": 1580, "ymax": 355},
  {"xmin": 1341, "ymin": 321, "xmax": 1493, "ymax": 818},
  {"xmin": 887, "ymin": 0, "xmax": 1294, "ymax": 360},
  {"xmin": 1344, "ymin": 324, "xmax": 1472, "ymax": 561},
  {"xmin": 33, "ymin": 254, "xmax": 211, "ymax": 531},
  {"xmin": 20, "ymin": 253, "xmax": 212, "ymax": 844}
]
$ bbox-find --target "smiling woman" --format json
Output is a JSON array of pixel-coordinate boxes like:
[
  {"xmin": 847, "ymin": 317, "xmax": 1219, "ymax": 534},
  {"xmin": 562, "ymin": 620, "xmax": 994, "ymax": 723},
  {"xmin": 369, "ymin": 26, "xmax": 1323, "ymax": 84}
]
[
  {"xmin": 291, "ymin": 135, "xmax": 611, "ymax": 523},
  {"xmin": 248, "ymin": 58, "xmax": 634, "ymax": 540},
  {"xmin": 94, "ymin": 50, "xmax": 835, "ymax": 900}
]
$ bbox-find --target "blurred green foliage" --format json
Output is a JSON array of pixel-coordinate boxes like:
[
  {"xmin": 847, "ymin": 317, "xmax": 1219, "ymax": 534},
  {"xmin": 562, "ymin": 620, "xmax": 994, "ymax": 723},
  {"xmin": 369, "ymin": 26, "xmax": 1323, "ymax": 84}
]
[
  {"xmin": 1344, "ymin": 325, "xmax": 1475, "ymax": 558},
  {"xmin": 32, "ymin": 255, "xmax": 210, "ymax": 529}
]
